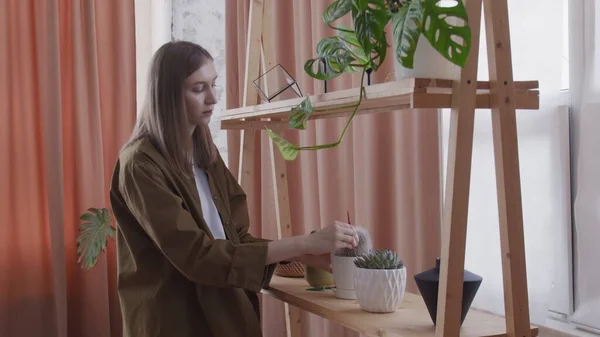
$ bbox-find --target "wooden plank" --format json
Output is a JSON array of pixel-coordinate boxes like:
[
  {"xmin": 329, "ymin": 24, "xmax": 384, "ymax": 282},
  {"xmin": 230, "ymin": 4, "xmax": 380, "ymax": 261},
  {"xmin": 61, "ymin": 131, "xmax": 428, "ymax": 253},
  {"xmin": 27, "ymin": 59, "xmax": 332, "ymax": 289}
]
[
  {"xmin": 219, "ymin": 91, "xmax": 539, "ymax": 130},
  {"xmin": 260, "ymin": 1, "xmax": 302, "ymax": 336},
  {"xmin": 222, "ymin": 81, "xmax": 415, "ymax": 119},
  {"xmin": 483, "ymin": 0, "xmax": 532, "ymax": 336},
  {"xmin": 220, "ymin": 83, "xmax": 539, "ymax": 124},
  {"xmin": 435, "ymin": 0, "xmax": 483, "ymax": 336},
  {"xmin": 413, "ymin": 78, "xmax": 538, "ymax": 90},
  {"xmin": 262, "ymin": 276, "xmax": 539, "ymax": 337}
]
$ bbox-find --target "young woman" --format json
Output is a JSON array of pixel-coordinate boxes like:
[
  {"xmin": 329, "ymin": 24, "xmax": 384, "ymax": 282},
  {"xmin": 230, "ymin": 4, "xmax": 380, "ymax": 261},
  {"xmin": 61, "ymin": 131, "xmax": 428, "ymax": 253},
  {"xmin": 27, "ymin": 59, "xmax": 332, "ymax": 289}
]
[{"xmin": 109, "ymin": 41, "xmax": 359, "ymax": 337}]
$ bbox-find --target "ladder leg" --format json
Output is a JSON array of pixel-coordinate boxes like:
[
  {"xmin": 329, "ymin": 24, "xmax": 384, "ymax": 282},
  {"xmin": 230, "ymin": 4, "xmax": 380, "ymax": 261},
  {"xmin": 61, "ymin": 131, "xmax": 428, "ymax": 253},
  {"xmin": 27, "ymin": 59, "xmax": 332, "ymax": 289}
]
[
  {"xmin": 238, "ymin": 129, "xmax": 256, "ymax": 215},
  {"xmin": 269, "ymin": 139, "xmax": 302, "ymax": 337},
  {"xmin": 435, "ymin": 1, "xmax": 483, "ymax": 336},
  {"xmin": 258, "ymin": 1, "xmax": 302, "ymax": 335},
  {"xmin": 484, "ymin": 0, "xmax": 532, "ymax": 335},
  {"xmin": 237, "ymin": 0, "xmax": 263, "ymax": 203}
]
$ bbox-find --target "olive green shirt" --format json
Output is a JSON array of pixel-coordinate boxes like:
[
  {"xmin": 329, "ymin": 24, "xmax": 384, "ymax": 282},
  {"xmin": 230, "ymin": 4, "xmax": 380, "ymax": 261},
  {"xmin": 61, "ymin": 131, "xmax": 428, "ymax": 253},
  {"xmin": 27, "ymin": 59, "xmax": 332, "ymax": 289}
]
[{"xmin": 109, "ymin": 137, "xmax": 276, "ymax": 337}]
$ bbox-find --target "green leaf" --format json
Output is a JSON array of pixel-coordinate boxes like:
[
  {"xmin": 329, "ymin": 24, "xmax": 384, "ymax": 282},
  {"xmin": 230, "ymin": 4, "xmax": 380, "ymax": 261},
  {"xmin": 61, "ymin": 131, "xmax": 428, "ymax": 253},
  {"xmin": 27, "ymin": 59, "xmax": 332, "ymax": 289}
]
[
  {"xmin": 76, "ymin": 207, "xmax": 116, "ymax": 269},
  {"xmin": 353, "ymin": 0, "xmax": 369, "ymax": 11},
  {"xmin": 304, "ymin": 37, "xmax": 357, "ymax": 80},
  {"xmin": 336, "ymin": 26, "xmax": 370, "ymax": 66},
  {"xmin": 289, "ymin": 97, "xmax": 314, "ymax": 130},
  {"xmin": 392, "ymin": 0, "xmax": 423, "ymax": 69},
  {"xmin": 352, "ymin": 2, "xmax": 390, "ymax": 70},
  {"xmin": 323, "ymin": 0, "xmax": 353, "ymax": 24},
  {"xmin": 421, "ymin": 0, "xmax": 471, "ymax": 67},
  {"xmin": 266, "ymin": 128, "xmax": 301, "ymax": 161}
]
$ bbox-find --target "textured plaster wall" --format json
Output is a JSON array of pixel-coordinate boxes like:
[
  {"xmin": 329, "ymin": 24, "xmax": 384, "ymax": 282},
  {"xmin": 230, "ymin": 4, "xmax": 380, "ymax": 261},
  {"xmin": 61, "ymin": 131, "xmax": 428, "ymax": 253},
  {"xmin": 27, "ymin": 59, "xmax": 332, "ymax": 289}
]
[{"xmin": 172, "ymin": 0, "xmax": 228, "ymax": 165}]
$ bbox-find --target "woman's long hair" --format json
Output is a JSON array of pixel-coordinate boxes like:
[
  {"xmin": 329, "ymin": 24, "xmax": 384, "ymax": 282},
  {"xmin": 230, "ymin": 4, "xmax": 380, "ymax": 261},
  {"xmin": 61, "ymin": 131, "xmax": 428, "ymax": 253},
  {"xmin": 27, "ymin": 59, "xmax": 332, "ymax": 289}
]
[{"xmin": 125, "ymin": 41, "xmax": 217, "ymax": 176}]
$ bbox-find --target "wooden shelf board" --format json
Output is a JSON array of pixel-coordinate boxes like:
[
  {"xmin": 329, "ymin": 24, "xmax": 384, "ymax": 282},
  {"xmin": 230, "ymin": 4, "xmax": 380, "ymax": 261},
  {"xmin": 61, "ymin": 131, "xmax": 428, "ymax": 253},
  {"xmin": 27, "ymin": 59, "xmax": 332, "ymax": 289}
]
[
  {"xmin": 261, "ymin": 276, "xmax": 539, "ymax": 337},
  {"xmin": 220, "ymin": 78, "xmax": 539, "ymax": 130}
]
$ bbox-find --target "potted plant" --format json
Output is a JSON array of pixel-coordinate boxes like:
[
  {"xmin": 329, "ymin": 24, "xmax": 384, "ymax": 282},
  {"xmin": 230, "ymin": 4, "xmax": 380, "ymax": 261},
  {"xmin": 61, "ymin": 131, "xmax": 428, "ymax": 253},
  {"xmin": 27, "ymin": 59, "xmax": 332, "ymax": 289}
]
[
  {"xmin": 304, "ymin": 230, "xmax": 336, "ymax": 288},
  {"xmin": 266, "ymin": 0, "xmax": 472, "ymax": 160},
  {"xmin": 353, "ymin": 249, "xmax": 407, "ymax": 313},
  {"xmin": 330, "ymin": 223, "xmax": 372, "ymax": 299},
  {"xmin": 76, "ymin": 207, "xmax": 115, "ymax": 270}
]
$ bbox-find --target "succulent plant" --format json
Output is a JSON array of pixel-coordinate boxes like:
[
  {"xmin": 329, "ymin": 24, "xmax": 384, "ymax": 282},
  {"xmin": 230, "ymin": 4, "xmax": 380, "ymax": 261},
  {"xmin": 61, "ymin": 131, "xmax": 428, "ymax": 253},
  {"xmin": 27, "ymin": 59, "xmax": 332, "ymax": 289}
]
[
  {"xmin": 354, "ymin": 249, "xmax": 405, "ymax": 270},
  {"xmin": 334, "ymin": 226, "xmax": 372, "ymax": 257}
]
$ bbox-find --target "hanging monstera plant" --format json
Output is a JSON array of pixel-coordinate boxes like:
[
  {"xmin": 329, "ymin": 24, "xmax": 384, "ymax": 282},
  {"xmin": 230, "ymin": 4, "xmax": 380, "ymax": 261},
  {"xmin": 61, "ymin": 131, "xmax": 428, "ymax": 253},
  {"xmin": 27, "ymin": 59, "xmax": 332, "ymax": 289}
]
[{"xmin": 268, "ymin": 0, "xmax": 471, "ymax": 160}]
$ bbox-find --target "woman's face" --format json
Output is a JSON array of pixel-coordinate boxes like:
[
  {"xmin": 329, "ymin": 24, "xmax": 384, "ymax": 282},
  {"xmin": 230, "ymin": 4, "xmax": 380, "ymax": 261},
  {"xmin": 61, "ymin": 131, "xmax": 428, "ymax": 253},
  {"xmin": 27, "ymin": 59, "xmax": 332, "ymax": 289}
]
[{"xmin": 183, "ymin": 61, "xmax": 218, "ymax": 132}]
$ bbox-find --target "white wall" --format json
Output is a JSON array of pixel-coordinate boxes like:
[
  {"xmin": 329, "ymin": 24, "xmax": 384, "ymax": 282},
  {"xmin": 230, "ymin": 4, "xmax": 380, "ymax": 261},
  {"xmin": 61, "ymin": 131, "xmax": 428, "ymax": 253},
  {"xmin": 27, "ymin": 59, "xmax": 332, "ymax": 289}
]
[
  {"xmin": 569, "ymin": 0, "xmax": 600, "ymax": 333},
  {"xmin": 134, "ymin": 0, "xmax": 173, "ymax": 115},
  {"xmin": 440, "ymin": 0, "xmax": 572, "ymax": 326},
  {"xmin": 172, "ymin": 0, "xmax": 228, "ymax": 164},
  {"xmin": 133, "ymin": 0, "xmax": 228, "ymax": 164}
]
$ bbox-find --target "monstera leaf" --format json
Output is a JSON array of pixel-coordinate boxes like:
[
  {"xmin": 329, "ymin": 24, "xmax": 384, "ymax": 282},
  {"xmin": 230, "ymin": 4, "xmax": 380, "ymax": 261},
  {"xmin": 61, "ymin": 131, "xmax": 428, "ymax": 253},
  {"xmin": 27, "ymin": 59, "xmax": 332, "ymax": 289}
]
[
  {"xmin": 266, "ymin": 128, "xmax": 301, "ymax": 160},
  {"xmin": 323, "ymin": 0, "xmax": 353, "ymax": 25},
  {"xmin": 421, "ymin": 0, "xmax": 471, "ymax": 67},
  {"xmin": 352, "ymin": 0, "xmax": 390, "ymax": 70},
  {"xmin": 77, "ymin": 207, "xmax": 116, "ymax": 269},
  {"xmin": 392, "ymin": 0, "xmax": 424, "ymax": 69},
  {"xmin": 269, "ymin": 0, "xmax": 472, "ymax": 161},
  {"xmin": 269, "ymin": 71, "xmax": 368, "ymax": 160},
  {"xmin": 336, "ymin": 27, "xmax": 370, "ymax": 67},
  {"xmin": 288, "ymin": 97, "xmax": 314, "ymax": 130},
  {"xmin": 304, "ymin": 37, "xmax": 358, "ymax": 80}
]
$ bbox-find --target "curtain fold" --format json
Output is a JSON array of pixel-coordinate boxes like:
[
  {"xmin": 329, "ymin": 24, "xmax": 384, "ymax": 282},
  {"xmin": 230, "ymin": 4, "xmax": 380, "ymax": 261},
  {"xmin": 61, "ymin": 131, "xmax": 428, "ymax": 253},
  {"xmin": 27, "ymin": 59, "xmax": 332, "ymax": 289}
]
[
  {"xmin": 0, "ymin": 0, "xmax": 136, "ymax": 336},
  {"xmin": 225, "ymin": 1, "xmax": 442, "ymax": 336}
]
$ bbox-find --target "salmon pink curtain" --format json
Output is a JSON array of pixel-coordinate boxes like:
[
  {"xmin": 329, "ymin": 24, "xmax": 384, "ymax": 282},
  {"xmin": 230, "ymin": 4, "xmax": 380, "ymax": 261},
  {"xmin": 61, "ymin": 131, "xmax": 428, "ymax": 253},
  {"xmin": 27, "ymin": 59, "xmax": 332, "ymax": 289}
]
[
  {"xmin": 225, "ymin": 1, "xmax": 443, "ymax": 336},
  {"xmin": 0, "ymin": 1, "xmax": 136, "ymax": 336}
]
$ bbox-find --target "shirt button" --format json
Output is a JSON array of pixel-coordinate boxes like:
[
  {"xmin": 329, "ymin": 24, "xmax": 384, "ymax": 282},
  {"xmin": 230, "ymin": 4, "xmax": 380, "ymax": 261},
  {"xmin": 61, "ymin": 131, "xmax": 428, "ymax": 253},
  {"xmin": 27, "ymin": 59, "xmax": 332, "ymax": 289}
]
[{"xmin": 213, "ymin": 196, "xmax": 218, "ymax": 200}]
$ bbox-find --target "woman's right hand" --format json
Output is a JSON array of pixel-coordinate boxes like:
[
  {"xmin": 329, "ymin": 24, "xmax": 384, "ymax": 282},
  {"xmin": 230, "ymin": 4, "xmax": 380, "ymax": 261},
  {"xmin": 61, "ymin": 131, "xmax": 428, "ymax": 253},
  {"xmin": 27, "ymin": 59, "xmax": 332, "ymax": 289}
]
[{"xmin": 305, "ymin": 221, "xmax": 359, "ymax": 255}]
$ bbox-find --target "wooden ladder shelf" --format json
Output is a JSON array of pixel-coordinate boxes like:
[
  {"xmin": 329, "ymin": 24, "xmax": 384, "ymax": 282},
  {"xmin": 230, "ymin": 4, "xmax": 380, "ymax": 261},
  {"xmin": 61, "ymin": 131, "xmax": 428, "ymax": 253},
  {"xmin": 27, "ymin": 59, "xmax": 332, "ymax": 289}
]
[{"xmin": 221, "ymin": 0, "xmax": 539, "ymax": 336}]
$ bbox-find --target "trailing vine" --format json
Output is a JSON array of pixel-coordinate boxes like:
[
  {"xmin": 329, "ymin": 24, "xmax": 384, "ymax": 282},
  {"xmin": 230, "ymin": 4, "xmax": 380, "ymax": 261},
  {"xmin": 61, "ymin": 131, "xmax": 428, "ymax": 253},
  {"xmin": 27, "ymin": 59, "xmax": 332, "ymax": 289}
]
[{"xmin": 267, "ymin": 0, "xmax": 472, "ymax": 160}]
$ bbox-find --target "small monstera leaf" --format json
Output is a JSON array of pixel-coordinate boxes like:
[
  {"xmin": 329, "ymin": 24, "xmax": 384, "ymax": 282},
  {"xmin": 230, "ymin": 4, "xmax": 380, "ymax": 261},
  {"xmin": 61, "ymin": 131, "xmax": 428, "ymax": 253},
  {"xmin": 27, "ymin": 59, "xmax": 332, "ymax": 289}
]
[
  {"xmin": 336, "ymin": 26, "xmax": 370, "ymax": 67},
  {"xmin": 288, "ymin": 97, "xmax": 314, "ymax": 130},
  {"xmin": 392, "ymin": 0, "xmax": 424, "ymax": 69},
  {"xmin": 352, "ymin": 0, "xmax": 390, "ymax": 70},
  {"xmin": 77, "ymin": 207, "xmax": 116, "ymax": 270},
  {"xmin": 266, "ymin": 128, "xmax": 301, "ymax": 161},
  {"xmin": 304, "ymin": 37, "xmax": 357, "ymax": 80},
  {"xmin": 421, "ymin": 0, "xmax": 471, "ymax": 67},
  {"xmin": 352, "ymin": 0, "xmax": 391, "ymax": 66},
  {"xmin": 323, "ymin": 0, "xmax": 353, "ymax": 25}
]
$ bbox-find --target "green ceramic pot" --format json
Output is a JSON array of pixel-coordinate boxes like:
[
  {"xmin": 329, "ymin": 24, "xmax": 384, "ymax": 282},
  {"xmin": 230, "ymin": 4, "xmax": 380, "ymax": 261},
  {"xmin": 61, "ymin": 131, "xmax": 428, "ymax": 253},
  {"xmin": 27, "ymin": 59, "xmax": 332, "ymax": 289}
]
[
  {"xmin": 304, "ymin": 265, "xmax": 335, "ymax": 288},
  {"xmin": 304, "ymin": 229, "xmax": 335, "ymax": 287}
]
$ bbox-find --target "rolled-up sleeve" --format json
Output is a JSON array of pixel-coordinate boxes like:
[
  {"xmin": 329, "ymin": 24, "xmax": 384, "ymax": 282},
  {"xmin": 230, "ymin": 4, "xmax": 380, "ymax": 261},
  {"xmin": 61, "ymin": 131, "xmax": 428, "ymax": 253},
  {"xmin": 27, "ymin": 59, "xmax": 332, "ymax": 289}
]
[
  {"xmin": 217, "ymin": 154, "xmax": 277, "ymax": 288},
  {"xmin": 119, "ymin": 159, "xmax": 271, "ymax": 293}
]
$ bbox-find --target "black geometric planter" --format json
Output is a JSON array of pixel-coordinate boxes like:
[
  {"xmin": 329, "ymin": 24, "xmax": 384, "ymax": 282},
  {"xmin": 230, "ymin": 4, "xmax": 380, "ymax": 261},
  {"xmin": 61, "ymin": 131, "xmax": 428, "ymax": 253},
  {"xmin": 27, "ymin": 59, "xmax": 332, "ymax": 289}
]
[{"xmin": 414, "ymin": 257, "xmax": 483, "ymax": 326}]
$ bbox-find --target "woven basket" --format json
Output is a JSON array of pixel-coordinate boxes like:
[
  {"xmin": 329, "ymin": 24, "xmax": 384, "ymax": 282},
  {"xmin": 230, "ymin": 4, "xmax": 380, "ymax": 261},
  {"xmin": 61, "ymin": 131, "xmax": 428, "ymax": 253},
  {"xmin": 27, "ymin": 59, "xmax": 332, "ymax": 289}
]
[{"xmin": 274, "ymin": 261, "xmax": 305, "ymax": 278}]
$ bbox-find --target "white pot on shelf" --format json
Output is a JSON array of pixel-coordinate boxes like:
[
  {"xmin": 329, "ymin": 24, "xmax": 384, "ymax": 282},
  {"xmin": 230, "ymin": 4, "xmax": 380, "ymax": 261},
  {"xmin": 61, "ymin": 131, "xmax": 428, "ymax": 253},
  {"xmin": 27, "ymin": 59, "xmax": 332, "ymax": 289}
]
[
  {"xmin": 353, "ymin": 266, "xmax": 407, "ymax": 313},
  {"xmin": 393, "ymin": 36, "xmax": 459, "ymax": 81},
  {"xmin": 330, "ymin": 254, "xmax": 358, "ymax": 300}
]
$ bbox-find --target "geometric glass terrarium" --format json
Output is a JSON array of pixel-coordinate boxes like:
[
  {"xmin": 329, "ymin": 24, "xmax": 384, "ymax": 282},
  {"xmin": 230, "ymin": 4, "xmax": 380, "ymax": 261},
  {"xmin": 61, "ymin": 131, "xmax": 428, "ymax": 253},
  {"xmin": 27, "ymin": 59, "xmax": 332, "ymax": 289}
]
[{"xmin": 253, "ymin": 64, "xmax": 302, "ymax": 103}]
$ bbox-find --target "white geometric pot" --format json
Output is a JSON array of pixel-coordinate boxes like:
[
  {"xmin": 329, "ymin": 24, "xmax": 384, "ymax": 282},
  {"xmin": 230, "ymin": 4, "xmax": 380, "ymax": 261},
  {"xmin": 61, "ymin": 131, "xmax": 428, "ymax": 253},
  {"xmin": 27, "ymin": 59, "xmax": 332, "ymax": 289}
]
[
  {"xmin": 354, "ymin": 266, "xmax": 407, "ymax": 313},
  {"xmin": 393, "ymin": 36, "xmax": 458, "ymax": 81},
  {"xmin": 331, "ymin": 254, "xmax": 358, "ymax": 300}
]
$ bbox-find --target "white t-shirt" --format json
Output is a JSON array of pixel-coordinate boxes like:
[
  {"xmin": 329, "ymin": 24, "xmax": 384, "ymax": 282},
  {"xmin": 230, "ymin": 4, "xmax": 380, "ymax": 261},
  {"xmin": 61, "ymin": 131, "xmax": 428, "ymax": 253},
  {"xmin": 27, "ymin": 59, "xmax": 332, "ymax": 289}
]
[{"xmin": 193, "ymin": 165, "xmax": 227, "ymax": 240}]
